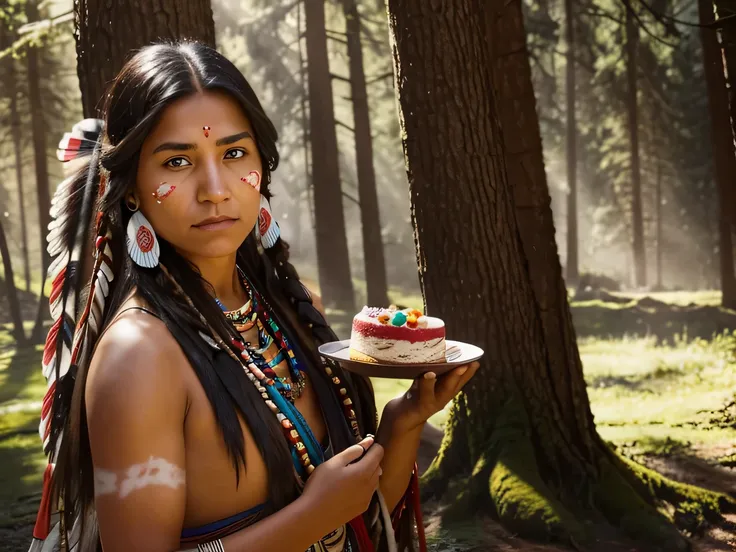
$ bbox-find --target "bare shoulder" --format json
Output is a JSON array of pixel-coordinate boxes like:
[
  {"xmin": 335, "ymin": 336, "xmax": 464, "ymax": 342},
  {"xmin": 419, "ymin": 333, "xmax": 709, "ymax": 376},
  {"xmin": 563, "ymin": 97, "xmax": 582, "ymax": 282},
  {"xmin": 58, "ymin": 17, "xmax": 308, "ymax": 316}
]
[{"xmin": 86, "ymin": 301, "xmax": 189, "ymax": 424}]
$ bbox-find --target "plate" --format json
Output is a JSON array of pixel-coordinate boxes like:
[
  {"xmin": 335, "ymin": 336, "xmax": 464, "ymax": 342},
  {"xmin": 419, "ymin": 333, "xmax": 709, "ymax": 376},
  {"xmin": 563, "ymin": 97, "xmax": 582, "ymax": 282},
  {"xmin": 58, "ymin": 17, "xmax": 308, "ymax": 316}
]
[{"xmin": 318, "ymin": 340, "xmax": 484, "ymax": 379}]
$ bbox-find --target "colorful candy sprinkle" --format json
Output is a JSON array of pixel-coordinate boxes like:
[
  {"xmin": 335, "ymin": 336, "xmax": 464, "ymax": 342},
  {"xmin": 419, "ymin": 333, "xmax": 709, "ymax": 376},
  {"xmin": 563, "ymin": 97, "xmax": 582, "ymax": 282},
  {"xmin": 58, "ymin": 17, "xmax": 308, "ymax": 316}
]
[
  {"xmin": 391, "ymin": 311, "xmax": 407, "ymax": 326},
  {"xmin": 377, "ymin": 313, "xmax": 390, "ymax": 324},
  {"xmin": 406, "ymin": 314, "xmax": 418, "ymax": 328}
]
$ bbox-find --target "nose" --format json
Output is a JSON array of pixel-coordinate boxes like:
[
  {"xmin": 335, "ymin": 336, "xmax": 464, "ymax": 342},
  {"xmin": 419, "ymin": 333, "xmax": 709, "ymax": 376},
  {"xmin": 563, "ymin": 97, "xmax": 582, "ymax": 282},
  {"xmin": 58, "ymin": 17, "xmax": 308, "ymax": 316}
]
[{"xmin": 196, "ymin": 160, "xmax": 231, "ymax": 204}]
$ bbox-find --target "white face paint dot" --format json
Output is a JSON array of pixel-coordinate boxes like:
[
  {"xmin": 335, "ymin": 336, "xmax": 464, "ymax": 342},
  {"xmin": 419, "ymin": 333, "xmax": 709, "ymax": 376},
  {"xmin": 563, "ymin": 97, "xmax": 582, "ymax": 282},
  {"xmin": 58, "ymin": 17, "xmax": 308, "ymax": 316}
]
[{"xmin": 152, "ymin": 183, "xmax": 176, "ymax": 204}]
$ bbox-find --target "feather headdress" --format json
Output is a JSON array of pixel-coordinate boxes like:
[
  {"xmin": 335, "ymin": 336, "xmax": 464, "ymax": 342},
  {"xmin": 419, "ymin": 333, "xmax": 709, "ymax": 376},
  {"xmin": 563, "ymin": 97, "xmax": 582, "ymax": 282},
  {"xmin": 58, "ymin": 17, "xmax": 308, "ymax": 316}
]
[
  {"xmin": 30, "ymin": 119, "xmax": 113, "ymax": 552},
  {"xmin": 56, "ymin": 118, "xmax": 103, "ymax": 163}
]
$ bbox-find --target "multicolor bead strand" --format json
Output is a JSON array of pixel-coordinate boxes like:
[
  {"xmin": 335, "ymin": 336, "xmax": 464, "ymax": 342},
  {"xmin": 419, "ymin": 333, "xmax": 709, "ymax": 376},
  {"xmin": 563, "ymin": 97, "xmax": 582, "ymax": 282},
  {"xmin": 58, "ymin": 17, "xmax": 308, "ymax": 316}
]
[
  {"xmin": 160, "ymin": 266, "xmax": 317, "ymax": 477},
  {"xmin": 230, "ymin": 338, "xmax": 315, "ymax": 475},
  {"xmin": 243, "ymin": 271, "xmax": 362, "ymax": 443},
  {"xmin": 244, "ymin": 275, "xmax": 307, "ymax": 400},
  {"xmin": 323, "ymin": 359, "xmax": 361, "ymax": 441}
]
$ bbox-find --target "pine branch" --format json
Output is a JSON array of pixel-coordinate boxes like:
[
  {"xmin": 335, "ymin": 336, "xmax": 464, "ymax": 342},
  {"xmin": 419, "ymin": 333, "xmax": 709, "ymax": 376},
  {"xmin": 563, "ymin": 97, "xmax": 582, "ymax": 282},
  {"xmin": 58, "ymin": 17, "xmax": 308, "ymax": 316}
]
[{"xmin": 335, "ymin": 119, "xmax": 355, "ymax": 132}]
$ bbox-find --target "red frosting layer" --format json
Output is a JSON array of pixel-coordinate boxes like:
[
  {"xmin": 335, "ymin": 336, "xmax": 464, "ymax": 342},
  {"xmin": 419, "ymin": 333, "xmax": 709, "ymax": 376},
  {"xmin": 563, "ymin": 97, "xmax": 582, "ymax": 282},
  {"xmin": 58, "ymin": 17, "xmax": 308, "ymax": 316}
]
[{"xmin": 352, "ymin": 318, "xmax": 445, "ymax": 344}]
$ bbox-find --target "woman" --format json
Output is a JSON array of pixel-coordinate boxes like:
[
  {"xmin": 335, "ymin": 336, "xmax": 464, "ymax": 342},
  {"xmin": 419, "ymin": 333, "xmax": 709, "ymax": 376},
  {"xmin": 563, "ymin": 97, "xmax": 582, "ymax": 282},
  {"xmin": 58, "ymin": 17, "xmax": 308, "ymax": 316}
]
[{"xmin": 30, "ymin": 42, "xmax": 479, "ymax": 552}]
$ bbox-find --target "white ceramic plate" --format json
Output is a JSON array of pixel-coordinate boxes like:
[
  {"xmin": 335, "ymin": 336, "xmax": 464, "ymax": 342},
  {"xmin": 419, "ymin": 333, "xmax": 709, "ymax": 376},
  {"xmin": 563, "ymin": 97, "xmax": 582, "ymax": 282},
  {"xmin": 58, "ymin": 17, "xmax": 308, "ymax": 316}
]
[{"xmin": 318, "ymin": 339, "xmax": 484, "ymax": 379}]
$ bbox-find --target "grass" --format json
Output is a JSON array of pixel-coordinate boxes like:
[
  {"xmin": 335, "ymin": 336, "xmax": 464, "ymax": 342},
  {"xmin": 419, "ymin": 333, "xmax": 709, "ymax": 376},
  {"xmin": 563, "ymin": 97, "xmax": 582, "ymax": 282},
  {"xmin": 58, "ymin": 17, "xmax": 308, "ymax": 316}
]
[
  {"xmin": 582, "ymin": 334, "xmax": 736, "ymax": 459},
  {"xmin": 607, "ymin": 290, "xmax": 722, "ymax": 307},
  {"xmin": 0, "ymin": 323, "xmax": 47, "ymax": 528}
]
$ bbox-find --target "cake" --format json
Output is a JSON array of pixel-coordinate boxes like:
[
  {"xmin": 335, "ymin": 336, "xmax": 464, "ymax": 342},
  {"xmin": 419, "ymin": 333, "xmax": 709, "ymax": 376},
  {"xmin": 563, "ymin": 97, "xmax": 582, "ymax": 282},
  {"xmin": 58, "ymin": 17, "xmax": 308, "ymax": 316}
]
[{"xmin": 349, "ymin": 306, "xmax": 446, "ymax": 364}]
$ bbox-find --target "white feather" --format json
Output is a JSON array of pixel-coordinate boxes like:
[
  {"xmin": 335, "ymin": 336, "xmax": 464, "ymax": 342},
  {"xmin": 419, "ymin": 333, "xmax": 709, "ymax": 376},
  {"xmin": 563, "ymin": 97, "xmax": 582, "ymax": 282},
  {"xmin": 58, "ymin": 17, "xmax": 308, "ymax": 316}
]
[
  {"xmin": 93, "ymin": 281, "xmax": 105, "ymax": 313},
  {"xmin": 97, "ymin": 269, "xmax": 109, "ymax": 297},
  {"xmin": 48, "ymin": 253, "xmax": 68, "ymax": 281},
  {"xmin": 56, "ymin": 347, "xmax": 72, "ymax": 380},
  {"xmin": 100, "ymin": 258, "xmax": 114, "ymax": 282}
]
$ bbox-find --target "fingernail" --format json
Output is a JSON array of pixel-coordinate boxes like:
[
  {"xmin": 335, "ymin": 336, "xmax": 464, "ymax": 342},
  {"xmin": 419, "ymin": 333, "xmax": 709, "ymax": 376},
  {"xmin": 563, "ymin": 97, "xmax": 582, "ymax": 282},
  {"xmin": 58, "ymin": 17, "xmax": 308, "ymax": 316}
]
[
  {"xmin": 457, "ymin": 367, "xmax": 468, "ymax": 375},
  {"xmin": 424, "ymin": 372, "xmax": 436, "ymax": 380},
  {"xmin": 365, "ymin": 434, "xmax": 374, "ymax": 440}
]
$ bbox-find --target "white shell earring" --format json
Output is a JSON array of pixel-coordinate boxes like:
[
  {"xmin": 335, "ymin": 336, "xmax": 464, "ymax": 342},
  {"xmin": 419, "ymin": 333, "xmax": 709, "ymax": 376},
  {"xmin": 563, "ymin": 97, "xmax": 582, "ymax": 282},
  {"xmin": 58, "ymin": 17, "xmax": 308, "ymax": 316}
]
[
  {"xmin": 256, "ymin": 195, "xmax": 280, "ymax": 249},
  {"xmin": 125, "ymin": 197, "xmax": 160, "ymax": 268}
]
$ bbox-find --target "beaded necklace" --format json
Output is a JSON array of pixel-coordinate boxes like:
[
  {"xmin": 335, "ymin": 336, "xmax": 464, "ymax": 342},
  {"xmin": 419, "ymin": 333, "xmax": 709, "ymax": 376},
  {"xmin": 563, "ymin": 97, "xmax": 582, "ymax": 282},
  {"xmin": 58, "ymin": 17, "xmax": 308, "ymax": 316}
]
[
  {"xmin": 184, "ymin": 283, "xmax": 362, "ymax": 476},
  {"xmin": 216, "ymin": 273, "xmax": 306, "ymax": 402}
]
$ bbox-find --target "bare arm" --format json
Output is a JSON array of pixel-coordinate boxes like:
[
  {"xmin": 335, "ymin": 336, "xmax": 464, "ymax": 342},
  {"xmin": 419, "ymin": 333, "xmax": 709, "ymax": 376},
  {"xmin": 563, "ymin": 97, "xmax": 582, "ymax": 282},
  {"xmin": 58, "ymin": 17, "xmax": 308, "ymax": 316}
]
[
  {"xmin": 376, "ymin": 364, "xmax": 480, "ymax": 511},
  {"xmin": 86, "ymin": 313, "xmax": 342, "ymax": 552},
  {"xmin": 375, "ymin": 404, "xmax": 424, "ymax": 511}
]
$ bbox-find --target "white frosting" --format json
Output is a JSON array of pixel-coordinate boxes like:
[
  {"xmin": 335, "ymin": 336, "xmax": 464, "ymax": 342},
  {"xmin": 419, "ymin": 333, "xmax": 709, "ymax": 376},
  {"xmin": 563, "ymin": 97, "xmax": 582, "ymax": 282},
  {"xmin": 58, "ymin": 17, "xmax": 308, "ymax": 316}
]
[{"xmin": 349, "ymin": 333, "xmax": 446, "ymax": 363}]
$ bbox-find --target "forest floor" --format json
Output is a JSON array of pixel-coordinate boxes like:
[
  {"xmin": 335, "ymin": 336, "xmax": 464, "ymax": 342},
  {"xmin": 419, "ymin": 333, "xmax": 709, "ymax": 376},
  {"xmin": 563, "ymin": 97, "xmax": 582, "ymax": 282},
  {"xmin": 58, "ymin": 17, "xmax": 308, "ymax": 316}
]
[{"xmin": 0, "ymin": 291, "xmax": 735, "ymax": 550}]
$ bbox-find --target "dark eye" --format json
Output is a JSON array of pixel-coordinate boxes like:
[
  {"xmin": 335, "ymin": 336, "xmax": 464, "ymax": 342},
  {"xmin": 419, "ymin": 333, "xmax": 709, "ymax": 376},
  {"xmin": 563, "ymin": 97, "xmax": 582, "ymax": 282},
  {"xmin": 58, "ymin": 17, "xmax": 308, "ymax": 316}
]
[
  {"xmin": 225, "ymin": 148, "xmax": 246, "ymax": 160},
  {"xmin": 165, "ymin": 157, "xmax": 192, "ymax": 168}
]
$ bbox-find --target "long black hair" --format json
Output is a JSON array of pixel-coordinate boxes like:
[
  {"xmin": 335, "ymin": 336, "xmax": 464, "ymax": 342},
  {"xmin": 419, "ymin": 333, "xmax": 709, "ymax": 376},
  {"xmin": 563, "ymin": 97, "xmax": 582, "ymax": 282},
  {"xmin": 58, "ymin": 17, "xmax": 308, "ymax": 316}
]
[{"xmin": 49, "ymin": 42, "xmax": 377, "ymax": 550}]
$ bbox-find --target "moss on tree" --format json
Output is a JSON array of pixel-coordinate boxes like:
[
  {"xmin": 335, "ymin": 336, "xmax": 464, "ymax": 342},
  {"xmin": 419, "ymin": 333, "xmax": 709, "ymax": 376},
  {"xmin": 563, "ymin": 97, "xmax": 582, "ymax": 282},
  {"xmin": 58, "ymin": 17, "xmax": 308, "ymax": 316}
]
[{"xmin": 422, "ymin": 394, "xmax": 736, "ymax": 551}]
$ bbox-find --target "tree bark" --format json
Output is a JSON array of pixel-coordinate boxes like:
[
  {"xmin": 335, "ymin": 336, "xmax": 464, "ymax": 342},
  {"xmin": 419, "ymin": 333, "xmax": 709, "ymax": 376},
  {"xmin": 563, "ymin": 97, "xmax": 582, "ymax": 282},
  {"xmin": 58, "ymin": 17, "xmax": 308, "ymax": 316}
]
[
  {"xmin": 26, "ymin": 0, "xmax": 53, "ymax": 341},
  {"xmin": 625, "ymin": 6, "xmax": 647, "ymax": 288},
  {"xmin": 305, "ymin": 0, "xmax": 355, "ymax": 311},
  {"xmin": 343, "ymin": 0, "xmax": 390, "ymax": 307},
  {"xmin": 655, "ymin": 160, "xmax": 663, "ymax": 290},
  {"xmin": 0, "ymin": 220, "xmax": 27, "ymax": 344},
  {"xmin": 487, "ymin": 0, "xmax": 594, "ymax": 453},
  {"xmin": 386, "ymin": 0, "xmax": 724, "ymax": 548},
  {"xmin": 700, "ymin": 0, "xmax": 736, "ymax": 309},
  {"xmin": 713, "ymin": 0, "xmax": 736, "ymax": 225},
  {"xmin": 74, "ymin": 0, "xmax": 216, "ymax": 117},
  {"xmin": 564, "ymin": 0, "xmax": 578, "ymax": 286}
]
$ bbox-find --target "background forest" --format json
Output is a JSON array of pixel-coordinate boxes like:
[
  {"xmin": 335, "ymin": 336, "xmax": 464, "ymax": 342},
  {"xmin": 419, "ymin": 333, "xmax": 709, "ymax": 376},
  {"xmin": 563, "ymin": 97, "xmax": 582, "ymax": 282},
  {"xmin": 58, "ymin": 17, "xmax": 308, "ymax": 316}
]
[{"xmin": 0, "ymin": 0, "xmax": 735, "ymax": 551}]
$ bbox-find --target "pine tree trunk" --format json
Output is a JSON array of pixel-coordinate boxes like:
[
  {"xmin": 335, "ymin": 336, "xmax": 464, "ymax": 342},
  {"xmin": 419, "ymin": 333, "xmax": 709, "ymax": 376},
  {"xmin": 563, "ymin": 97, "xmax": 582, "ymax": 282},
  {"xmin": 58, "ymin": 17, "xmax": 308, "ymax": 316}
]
[
  {"xmin": 625, "ymin": 6, "xmax": 646, "ymax": 288},
  {"xmin": 713, "ymin": 1, "xmax": 736, "ymax": 224},
  {"xmin": 564, "ymin": 0, "xmax": 578, "ymax": 286},
  {"xmin": 26, "ymin": 0, "xmax": 53, "ymax": 341},
  {"xmin": 656, "ymin": 160, "xmax": 663, "ymax": 289},
  {"xmin": 342, "ymin": 0, "xmax": 389, "ymax": 307},
  {"xmin": 699, "ymin": 0, "xmax": 736, "ymax": 309},
  {"xmin": 74, "ymin": 0, "xmax": 216, "ymax": 117},
  {"xmin": 0, "ymin": 220, "xmax": 27, "ymax": 344},
  {"xmin": 386, "ymin": 0, "xmax": 720, "ymax": 547},
  {"xmin": 304, "ymin": 0, "xmax": 355, "ymax": 311},
  {"xmin": 487, "ymin": 0, "xmax": 593, "ymax": 446},
  {"xmin": 10, "ymin": 77, "xmax": 31, "ymax": 293}
]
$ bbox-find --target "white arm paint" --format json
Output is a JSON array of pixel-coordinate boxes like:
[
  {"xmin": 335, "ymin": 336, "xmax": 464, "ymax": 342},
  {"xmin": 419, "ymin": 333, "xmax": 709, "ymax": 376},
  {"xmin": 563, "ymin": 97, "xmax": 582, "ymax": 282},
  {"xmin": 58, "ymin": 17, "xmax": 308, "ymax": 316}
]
[{"xmin": 94, "ymin": 456, "xmax": 185, "ymax": 499}]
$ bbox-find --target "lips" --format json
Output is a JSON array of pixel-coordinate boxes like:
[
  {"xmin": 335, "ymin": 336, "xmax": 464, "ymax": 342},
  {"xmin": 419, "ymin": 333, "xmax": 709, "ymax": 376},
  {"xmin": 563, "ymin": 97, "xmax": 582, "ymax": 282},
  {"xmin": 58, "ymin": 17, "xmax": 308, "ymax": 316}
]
[{"xmin": 193, "ymin": 216, "xmax": 238, "ymax": 231}]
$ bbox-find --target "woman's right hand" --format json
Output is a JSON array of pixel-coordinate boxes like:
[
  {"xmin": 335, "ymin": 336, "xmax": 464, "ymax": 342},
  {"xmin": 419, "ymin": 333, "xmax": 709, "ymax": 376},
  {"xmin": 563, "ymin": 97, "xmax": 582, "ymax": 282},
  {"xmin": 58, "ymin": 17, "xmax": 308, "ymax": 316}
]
[{"xmin": 301, "ymin": 436, "xmax": 384, "ymax": 534}]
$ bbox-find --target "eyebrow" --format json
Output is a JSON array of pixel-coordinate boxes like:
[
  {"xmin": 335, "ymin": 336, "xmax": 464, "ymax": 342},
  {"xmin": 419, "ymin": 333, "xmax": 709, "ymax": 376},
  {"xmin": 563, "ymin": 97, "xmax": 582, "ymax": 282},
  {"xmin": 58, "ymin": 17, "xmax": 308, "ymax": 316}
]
[
  {"xmin": 216, "ymin": 131, "xmax": 253, "ymax": 146},
  {"xmin": 152, "ymin": 131, "xmax": 253, "ymax": 154}
]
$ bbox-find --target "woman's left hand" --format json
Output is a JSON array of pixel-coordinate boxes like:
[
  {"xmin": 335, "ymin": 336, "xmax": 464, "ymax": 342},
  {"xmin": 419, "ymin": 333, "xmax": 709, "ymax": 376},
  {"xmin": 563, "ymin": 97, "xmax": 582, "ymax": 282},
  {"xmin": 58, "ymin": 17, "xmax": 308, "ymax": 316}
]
[{"xmin": 384, "ymin": 361, "xmax": 480, "ymax": 433}]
